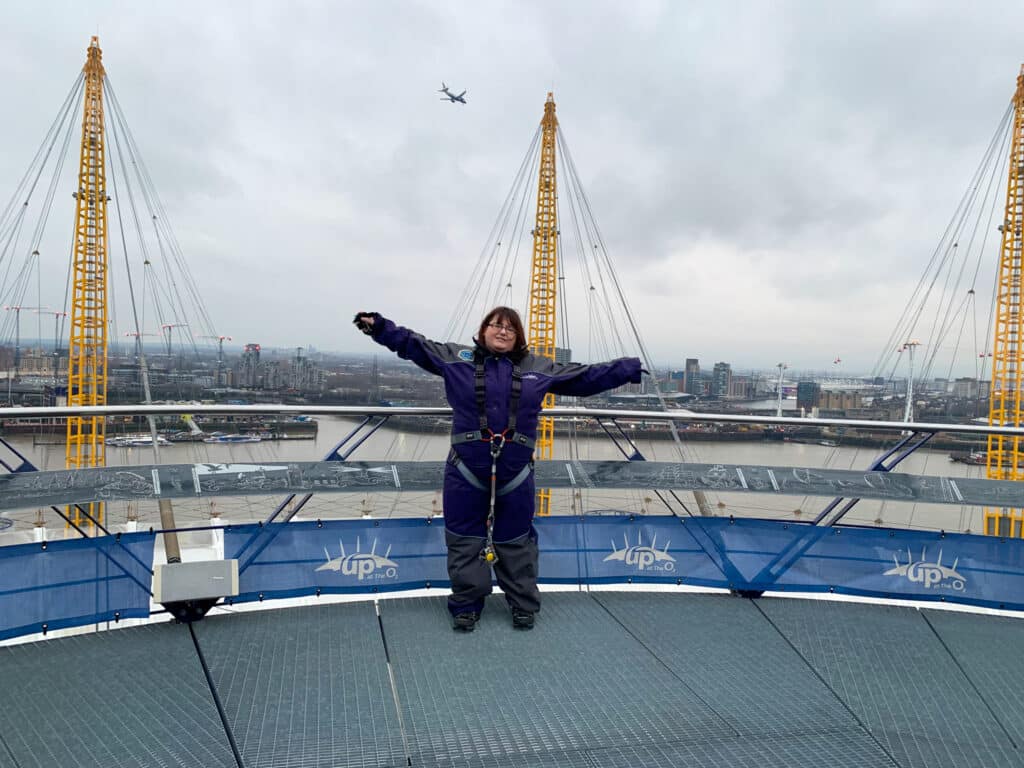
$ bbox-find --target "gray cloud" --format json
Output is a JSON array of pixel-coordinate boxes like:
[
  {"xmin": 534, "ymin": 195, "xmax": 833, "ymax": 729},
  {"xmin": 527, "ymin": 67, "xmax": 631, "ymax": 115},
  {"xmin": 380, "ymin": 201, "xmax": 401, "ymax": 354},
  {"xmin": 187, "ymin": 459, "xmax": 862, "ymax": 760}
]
[{"xmin": 2, "ymin": 0, "xmax": 1023, "ymax": 374}]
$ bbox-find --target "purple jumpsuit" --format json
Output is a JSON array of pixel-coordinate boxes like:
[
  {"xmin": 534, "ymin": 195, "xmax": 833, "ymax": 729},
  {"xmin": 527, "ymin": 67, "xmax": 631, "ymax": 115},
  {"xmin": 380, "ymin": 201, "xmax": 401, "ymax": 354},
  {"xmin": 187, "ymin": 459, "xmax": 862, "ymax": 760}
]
[{"xmin": 368, "ymin": 315, "xmax": 643, "ymax": 616}]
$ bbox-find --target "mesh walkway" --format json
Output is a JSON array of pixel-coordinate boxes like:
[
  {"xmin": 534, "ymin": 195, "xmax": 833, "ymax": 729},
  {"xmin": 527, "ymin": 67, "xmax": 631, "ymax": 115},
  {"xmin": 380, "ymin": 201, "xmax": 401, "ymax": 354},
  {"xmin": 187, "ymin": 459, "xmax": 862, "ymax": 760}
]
[{"xmin": 1, "ymin": 592, "xmax": 1023, "ymax": 767}]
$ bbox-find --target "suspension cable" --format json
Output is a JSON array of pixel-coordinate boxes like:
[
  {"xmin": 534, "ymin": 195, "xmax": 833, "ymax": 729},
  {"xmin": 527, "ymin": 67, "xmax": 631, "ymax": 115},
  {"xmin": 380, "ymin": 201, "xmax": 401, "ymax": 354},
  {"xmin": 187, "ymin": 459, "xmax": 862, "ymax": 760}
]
[
  {"xmin": 444, "ymin": 125, "xmax": 542, "ymax": 341},
  {"xmin": 106, "ymin": 79, "xmax": 218, "ymax": 344},
  {"xmin": 920, "ymin": 118, "xmax": 1011, "ymax": 383},
  {"xmin": 873, "ymin": 100, "xmax": 1013, "ymax": 380},
  {"xmin": 0, "ymin": 74, "xmax": 84, "ymax": 240},
  {"xmin": 0, "ymin": 105, "xmax": 80, "ymax": 343}
]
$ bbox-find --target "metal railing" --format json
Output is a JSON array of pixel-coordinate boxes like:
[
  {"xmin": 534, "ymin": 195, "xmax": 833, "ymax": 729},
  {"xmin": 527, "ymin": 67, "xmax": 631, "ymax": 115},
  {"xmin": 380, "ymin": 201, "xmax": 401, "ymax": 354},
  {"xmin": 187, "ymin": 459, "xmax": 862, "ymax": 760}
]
[{"xmin": 0, "ymin": 403, "xmax": 1021, "ymax": 438}]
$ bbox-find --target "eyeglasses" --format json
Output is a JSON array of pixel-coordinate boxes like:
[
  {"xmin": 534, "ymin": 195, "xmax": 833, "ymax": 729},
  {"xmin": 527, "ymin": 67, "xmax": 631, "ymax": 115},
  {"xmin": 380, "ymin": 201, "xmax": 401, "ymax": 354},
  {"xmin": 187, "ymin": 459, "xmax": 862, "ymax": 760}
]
[{"xmin": 487, "ymin": 323, "xmax": 516, "ymax": 335}]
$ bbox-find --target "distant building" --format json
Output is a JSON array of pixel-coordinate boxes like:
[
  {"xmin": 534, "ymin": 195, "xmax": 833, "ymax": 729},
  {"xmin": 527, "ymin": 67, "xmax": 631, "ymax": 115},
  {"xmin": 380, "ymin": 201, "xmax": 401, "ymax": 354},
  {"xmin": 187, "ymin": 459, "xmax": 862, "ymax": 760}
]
[
  {"xmin": 262, "ymin": 360, "xmax": 283, "ymax": 390},
  {"xmin": 607, "ymin": 392, "xmax": 692, "ymax": 407},
  {"xmin": 729, "ymin": 375, "xmax": 752, "ymax": 399},
  {"xmin": 820, "ymin": 390, "xmax": 862, "ymax": 411},
  {"xmin": 288, "ymin": 348, "xmax": 325, "ymax": 391},
  {"xmin": 711, "ymin": 362, "xmax": 731, "ymax": 398},
  {"xmin": 555, "ymin": 347, "xmax": 572, "ymax": 365},
  {"xmin": 240, "ymin": 343, "xmax": 261, "ymax": 388},
  {"xmin": 108, "ymin": 367, "xmax": 138, "ymax": 386},
  {"xmin": 12, "ymin": 350, "xmax": 66, "ymax": 379},
  {"xmin": 952, "ymin": 378, "xmax": 974, "ymax": 398},
  {"xmin": 684, "ymin": 358, "xmax": 701, "ymax": 396},
  {"xmin": 953, "ymin": 378, "xmax": 990, "ymax": 399},
  {"xmin": 657, "ymin": 378, "xmax": 679, "ymax": 394},
  {"xmin": 796, "ymin": 381, "xmax": 821, "ymax": 410}
]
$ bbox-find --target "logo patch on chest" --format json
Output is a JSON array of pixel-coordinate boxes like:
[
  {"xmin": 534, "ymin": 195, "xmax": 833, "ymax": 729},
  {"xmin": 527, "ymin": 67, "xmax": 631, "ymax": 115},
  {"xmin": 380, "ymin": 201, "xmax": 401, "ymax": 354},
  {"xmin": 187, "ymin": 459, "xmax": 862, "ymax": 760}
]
[{"xmin": 458, "ymin": 349, "xmax": 474, "ymax": 361}]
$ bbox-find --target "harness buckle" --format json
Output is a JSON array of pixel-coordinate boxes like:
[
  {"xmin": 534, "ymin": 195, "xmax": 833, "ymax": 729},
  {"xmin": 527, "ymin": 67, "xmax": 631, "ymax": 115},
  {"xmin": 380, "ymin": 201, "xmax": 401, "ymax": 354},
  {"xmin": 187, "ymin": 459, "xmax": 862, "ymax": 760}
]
[{"xmin": 488, "ymin": 429, "xmax": 507, "ymax": 457}]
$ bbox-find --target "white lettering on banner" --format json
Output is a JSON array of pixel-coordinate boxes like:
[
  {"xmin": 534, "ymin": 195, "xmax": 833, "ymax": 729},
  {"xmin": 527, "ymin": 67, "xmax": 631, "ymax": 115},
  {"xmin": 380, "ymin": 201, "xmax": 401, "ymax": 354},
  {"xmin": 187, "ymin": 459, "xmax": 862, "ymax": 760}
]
[
  {"xmin": 603, "ymin": 532, "xmax": 676, "ymax": 573},
  {"xmin": 316, "ymin": 537, "xmax": 399, "ymax": 582},
  {"xmin": 883, "ymin": 547, "xmax": 966, "ymax": 592}
]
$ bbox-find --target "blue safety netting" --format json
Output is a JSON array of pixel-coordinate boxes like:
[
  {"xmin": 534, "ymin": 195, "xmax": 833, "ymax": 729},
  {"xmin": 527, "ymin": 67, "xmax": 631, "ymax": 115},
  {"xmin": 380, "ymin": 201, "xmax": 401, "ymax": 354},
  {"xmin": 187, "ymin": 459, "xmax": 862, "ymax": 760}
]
[
  {"xmin": 0, "ymin": 533, "xmax": 155, "ymax": 641},
  {"xmin": 226, "ymin": 515, "xmax": 1024, "ymax": 612}
]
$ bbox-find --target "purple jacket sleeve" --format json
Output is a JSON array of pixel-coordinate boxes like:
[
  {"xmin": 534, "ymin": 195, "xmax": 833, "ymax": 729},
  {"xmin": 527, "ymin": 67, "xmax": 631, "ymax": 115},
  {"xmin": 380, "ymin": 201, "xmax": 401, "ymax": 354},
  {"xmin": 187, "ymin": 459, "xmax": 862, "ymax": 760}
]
[
  {"xmin": 368, "ymin": 314, "xmax": 463, "ymax": 377},
  {"xmin": 542, "ymin": 356, "xmax": 643, "ymax": 397}
]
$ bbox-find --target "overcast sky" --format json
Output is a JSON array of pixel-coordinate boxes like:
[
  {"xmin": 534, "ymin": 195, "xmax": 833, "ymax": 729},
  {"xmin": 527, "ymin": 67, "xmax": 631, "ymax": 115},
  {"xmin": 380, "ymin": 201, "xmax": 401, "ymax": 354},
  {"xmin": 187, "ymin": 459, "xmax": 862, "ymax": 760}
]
[{"xmin": 4, "ymin": 1, "xmax": 1024, "ymax": 376}]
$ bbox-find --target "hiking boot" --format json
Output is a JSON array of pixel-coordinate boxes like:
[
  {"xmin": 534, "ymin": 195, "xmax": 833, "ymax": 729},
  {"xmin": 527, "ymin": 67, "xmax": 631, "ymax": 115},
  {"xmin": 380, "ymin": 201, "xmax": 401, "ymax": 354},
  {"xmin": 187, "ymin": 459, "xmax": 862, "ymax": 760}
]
[
  {"xmin": 452, "ymin": 612, "xmax": 479, "ymax": 632},
  {"xmin": 511, "ymin": 608, "xmax": 535, "ymax": 630}
]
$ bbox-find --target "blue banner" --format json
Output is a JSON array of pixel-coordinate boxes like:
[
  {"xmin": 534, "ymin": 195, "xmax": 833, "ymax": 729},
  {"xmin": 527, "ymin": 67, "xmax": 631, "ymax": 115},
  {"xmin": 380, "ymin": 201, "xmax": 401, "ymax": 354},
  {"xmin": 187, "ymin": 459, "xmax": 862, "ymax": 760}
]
[
  {"xmin": 226, "ymin": 516, "xmax": 1024, "ymax": 612},
  {"xmin": 557, "ymin": 515, "xmax": 730, "ymax": 586},
  {"xmin": 0, "ymin": 533, "xmax": 156, "ymax": 641},
  {"xmin": 227, "ymin": 519, "xmax": 449, "ymax": 601},
  {"xmin": 693, "ymin": 517, "xmax": 1024, "ymax": 608}
]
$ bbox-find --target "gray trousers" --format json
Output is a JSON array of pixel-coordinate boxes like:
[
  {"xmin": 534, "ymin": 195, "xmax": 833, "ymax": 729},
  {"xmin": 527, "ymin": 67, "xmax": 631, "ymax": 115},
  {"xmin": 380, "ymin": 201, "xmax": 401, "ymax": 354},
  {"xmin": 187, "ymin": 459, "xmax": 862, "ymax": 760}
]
[{"xmin": 445, "ymin": 529, "xmax": 541, "ymax": 615}]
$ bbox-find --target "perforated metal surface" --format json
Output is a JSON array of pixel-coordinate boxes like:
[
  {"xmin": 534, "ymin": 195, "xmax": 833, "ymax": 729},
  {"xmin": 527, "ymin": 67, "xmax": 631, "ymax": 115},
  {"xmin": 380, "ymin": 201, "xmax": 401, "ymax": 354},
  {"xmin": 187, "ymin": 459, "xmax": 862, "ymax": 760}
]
[
  {"xmin": 924, "ymin": 608, "xmax": 1024, "ymax": 747},
  {"xmin": 0, "ymin": 624, "xmax": 237, "ymax": 768},
  {"xmin": 584, "ymin": 730, "xmax": 897, "ymax": 767},
  {"xmin": 5, "ymin": 592, "xmax": 1024, "ymax": 767},
  {"xmin": 593, "ymin": 593, "xmax": 865, "ymax": 735},
  {"xmin": 438, "ymin": 750, "xmax": 597, "ymax": 767},
  {"xmin": 436, "ymin": 730, "xmax": 898, "ymax": 768},
  {"xmin": 873, "ymin": 729, "xmax": 1024, "ymax": 768},
  {"xmin": 0, "ymin": 737, "xmax": 20, "ymax": 768},
  {"xmin": 380, "ymin": 593, "xmax": 736, "ymax": 766},
  {"xmin": 196, "ymin": 603, "xmax": 406, "ymax": 768},
  {"xmin": 759, "ymin": 598, "xmax": 1024, "ymax": 767}
]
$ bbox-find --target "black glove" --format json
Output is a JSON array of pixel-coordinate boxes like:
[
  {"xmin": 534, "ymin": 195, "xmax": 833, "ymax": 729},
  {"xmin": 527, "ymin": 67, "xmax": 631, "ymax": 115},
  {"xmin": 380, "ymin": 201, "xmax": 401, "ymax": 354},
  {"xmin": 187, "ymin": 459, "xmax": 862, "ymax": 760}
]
[{"xmin": 353, "ymin": 312, "xmax": 376, "ymax": 335}]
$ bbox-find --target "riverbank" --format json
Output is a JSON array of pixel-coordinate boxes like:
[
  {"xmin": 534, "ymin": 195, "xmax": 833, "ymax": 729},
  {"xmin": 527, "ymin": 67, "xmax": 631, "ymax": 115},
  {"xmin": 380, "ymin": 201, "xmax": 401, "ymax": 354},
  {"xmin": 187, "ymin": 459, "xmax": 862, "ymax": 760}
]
[
  {"xmin": 1, "ymin": 417, "xmax": 318, "ymax": 444},
  {"xmin": 380, "ymin": 415, "xmax": 986, "ymax": 452}
]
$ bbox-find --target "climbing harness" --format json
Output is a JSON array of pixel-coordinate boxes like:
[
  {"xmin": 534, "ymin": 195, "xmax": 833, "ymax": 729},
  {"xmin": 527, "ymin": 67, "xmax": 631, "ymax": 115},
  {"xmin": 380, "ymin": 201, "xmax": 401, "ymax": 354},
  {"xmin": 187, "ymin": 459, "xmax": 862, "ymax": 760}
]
[{"xmin": 448, "ymin": 350, "xmax": 534, "ymax": 566}]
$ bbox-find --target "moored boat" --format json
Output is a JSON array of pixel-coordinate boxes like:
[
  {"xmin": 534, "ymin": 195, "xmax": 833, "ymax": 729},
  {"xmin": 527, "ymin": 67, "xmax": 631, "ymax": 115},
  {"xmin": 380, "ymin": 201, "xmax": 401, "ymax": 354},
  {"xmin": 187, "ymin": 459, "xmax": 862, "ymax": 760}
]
[
  {"xmin": 105, "ymin": 434, "xmax": 171, "ymax": 447},
  {"xmin": 201, "ymin": 432, "xmax": 262, "ymax": 444}
]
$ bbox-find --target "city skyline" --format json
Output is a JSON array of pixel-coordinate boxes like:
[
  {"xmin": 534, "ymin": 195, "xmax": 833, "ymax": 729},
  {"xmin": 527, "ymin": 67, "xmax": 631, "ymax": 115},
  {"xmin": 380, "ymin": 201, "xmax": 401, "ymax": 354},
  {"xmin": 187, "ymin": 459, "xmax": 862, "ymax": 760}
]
[
  {"xmin": 0, "ymin": 334, "xmax": 992, "ymax": 386},
  {"xmin": 3, "ymin": 3, "xmax": 1024, "ymax": 375}
]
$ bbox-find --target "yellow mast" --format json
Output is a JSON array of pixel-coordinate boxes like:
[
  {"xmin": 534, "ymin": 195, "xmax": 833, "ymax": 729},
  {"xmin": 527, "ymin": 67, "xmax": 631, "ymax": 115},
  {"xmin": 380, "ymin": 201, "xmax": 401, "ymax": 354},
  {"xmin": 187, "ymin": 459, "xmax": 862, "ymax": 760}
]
[
  {"xmin": 526, "ymin": 94, "xmax": 558, "ymax": 516},
  {"xmin": 985, "ymin": 65, "xmax": 1024, "ymax": 538},
  {"xmin": 65, "ymin": 36, "xmax": 109, "ymax": 528}
]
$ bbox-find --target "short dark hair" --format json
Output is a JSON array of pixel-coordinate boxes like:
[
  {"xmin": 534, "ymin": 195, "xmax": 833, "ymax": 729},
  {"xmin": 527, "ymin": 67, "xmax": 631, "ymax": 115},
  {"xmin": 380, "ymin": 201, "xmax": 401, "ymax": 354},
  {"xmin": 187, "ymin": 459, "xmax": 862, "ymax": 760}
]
[{"xmin": 477, "ymin": 306, "xmax": 529, "ymax": 357}]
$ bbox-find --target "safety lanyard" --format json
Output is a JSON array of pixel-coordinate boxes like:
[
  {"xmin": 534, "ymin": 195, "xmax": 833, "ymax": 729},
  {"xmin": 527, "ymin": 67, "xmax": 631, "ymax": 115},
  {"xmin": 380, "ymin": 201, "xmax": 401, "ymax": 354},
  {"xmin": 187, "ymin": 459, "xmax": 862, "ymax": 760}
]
[{"xmin": 474, "ymin": 351, "xmax": 522, "ymax": 565}]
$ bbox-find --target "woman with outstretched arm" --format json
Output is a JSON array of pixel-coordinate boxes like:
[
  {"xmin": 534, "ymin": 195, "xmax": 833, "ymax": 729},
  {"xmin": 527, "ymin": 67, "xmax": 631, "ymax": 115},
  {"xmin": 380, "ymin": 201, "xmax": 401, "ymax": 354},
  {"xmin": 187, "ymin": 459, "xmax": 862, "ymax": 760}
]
[{"xmin": 354, "ymin": 307, "xmax": 642, "ymax": 631}]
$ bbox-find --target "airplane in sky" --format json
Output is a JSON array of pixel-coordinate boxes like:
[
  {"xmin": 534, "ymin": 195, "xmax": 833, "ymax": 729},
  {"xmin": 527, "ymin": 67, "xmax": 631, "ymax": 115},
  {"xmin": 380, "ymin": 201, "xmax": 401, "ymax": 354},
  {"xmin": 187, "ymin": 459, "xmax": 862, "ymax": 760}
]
[{"xmin": 438, "ymin": 82, "xmax": 467, "ymax": 104}]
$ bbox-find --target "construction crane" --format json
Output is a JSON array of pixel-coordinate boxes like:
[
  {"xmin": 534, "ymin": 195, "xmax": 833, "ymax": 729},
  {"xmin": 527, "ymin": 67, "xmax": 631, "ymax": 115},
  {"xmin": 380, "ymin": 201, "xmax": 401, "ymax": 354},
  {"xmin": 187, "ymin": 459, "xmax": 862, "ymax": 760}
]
[
  {"xmin": 124, "ymin": 330, "xmax": 159, "ymax": 360},
  {"xmin": 65, "ymin": 36, "xmax": 109, "ymax": 528},
  {"xmin": 37, "ymin": 309, "xmax": 67, "ymax": 382},
  {"xmin": 986, "ymin": 65, "xmax": 1024, "ymax": 538},
  {"xmin": 199, "ymin": 334, "xmax": 232, "ymax": 386},
  {"xmin": 160, "ymin": 322, "xmax": 190, "ymax": 358},
  {"xmin": 2, "ymin": 305, "xmax": 46, "ymax": 386},
  {"xmin": 526, "ymin": 93, "xmax": 559, "ymax": 516}
]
